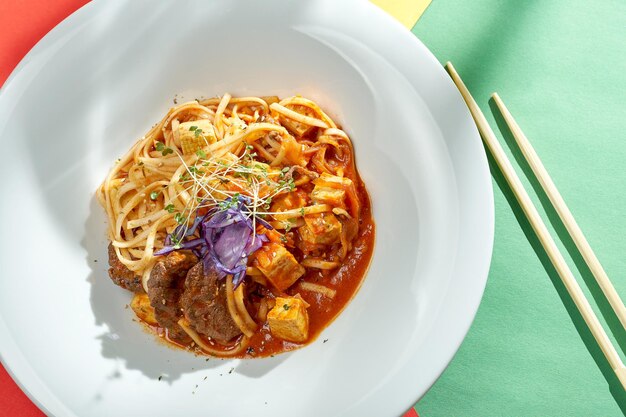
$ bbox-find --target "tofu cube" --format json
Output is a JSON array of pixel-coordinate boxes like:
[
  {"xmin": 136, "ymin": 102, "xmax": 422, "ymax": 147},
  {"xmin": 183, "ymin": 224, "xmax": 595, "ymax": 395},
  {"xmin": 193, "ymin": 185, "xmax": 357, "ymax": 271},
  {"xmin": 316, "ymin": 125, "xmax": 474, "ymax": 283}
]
[
  {"xmin": 311, "ymin": 185, "xmax": 345, "ymax": 207},
  {"xmin": 300, "ymin": 212, "xmax": 342, "ymax": 245},
  {"xmin": 178, "ymin": 119, "xmax": 216, "ymax": 155},
  {"xmin": 130, "ymin": 293, "xmax": 158, "ymax": 326},
  {"xmin": 254, "ymin": 243, "xmax": 305, "ymax": 291},
  {"xmin": 267, "ymin": 296, "xmax": 309, "ymax": 343}
]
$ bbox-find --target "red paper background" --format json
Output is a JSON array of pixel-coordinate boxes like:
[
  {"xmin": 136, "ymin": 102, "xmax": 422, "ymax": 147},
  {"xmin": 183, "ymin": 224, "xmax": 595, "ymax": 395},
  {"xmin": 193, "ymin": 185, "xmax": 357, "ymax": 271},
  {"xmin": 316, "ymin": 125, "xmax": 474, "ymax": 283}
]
[{"xmin": 0, "ymin": 1, "xmax": 419, "ymax": 416}]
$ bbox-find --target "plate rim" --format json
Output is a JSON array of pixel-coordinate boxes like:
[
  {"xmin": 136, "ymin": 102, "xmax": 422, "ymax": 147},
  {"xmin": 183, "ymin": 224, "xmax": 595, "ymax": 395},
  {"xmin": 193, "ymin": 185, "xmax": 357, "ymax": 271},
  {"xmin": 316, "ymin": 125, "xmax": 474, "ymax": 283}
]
[{"xmin": 0, "ymin": 1, "xmax": 495, "ymax": 416}]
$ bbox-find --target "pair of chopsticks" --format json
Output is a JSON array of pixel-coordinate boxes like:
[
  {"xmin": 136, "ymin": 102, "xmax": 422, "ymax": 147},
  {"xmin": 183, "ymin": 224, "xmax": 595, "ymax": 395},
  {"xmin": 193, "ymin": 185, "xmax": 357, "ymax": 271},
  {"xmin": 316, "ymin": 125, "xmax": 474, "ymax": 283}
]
[{"xmin": 445, "ymin": 62, "xmax": 626, "ymax": 390}]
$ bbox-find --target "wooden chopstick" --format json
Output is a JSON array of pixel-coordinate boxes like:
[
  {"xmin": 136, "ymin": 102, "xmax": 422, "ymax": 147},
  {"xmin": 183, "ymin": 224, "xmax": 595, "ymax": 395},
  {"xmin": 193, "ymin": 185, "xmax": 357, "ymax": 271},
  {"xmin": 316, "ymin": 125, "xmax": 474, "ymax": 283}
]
[
  {"xmin": 444, "ymin": 62, "xmax": 626, "ymax": 390},
  {"xmin": 492, "ymin": 93, "xmax": 626, "ymax": 330}
]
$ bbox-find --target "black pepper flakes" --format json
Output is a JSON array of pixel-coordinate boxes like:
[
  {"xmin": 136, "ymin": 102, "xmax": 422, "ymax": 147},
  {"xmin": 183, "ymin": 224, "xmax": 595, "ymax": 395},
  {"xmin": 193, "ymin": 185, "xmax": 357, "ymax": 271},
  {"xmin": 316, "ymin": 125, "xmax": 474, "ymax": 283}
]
[{"xmin": 158, "ymin": 375, "xmax": 162, "ymax": 381}]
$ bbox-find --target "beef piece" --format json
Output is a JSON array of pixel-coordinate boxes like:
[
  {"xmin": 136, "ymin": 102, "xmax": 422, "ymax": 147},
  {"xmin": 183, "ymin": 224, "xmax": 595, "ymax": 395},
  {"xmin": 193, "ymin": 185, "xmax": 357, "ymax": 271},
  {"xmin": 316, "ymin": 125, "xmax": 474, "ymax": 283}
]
[
  {"xmin": 107, "ymin": 243, "xmax": 144, "ymax": 293},
  {"xmin": 147, "ymin": 251, "xmax": 198, "ymax": 343},
  {"xmin": 180, "ymin": 262, "xmax": 242, "ymax": 343}
]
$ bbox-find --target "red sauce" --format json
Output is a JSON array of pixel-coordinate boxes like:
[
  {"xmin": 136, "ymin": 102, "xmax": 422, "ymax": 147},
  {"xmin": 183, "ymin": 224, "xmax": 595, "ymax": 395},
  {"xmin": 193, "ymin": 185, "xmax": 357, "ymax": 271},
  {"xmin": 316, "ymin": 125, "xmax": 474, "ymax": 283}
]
[
  {"xmin": 245, "ymin": 183, "xmax": 374, "ymax": 357},
  {"xmin": 141, "ymin": 178, "xmax": 375, "ymax": 358}
]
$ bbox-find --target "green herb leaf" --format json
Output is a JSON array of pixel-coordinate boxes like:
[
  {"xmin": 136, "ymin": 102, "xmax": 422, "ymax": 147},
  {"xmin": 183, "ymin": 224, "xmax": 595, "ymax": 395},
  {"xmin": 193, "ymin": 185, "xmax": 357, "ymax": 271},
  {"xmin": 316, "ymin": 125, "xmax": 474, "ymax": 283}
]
[
  {"xmin": 283, "ymin": 304, "xmax": 290, "ymax": 310},
  {"xmin": 188, "ymin": 166, "xmax": 202, "ymax": 175},
  {"xmin": 174, "ymin": 212, "xmax": 185, "ymax": 224},
  {"xmin": 170, "ymin": 234, "xmax": 182, "ymax": 248},
  {"xmin": 189, "ymin": 125, "xmax": 198, "ymax": 131},
  {"xmin": 196, "ymin": 149, "xmax": 207, "ymax": 158},
  {"xmin": 150, "ymin": 191, "xmax": 159, "ymax": 200},
  {"xmin": 155, "ymin": 141, "xmax": 165, "ymax": 151},
  {"xmin": 162, "ymin": 147, "xmax": 174, "ymax": 156},
  {"xmin": 164, "ymin": 204, "xmax": 175, "ymax": 213}
]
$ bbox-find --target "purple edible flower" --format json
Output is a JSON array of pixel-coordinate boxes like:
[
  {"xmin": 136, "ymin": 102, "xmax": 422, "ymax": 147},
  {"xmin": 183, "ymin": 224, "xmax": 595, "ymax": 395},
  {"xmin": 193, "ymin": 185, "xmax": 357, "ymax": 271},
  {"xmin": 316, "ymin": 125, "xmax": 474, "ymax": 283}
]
[{"xmin": 156, "ymin": 195, "xmax": 271, "ymax": 288}]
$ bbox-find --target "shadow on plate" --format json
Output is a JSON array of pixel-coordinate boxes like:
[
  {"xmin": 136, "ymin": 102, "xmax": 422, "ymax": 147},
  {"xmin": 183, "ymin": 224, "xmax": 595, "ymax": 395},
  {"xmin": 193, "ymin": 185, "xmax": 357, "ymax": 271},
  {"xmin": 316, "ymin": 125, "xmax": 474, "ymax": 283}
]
[
  {"xmin": 13, "ymin": 0, "xmax": 313, "ymax": 384},
  {"xmin": 82, "ymin": 195, "xmax": 289, "ymax": 384}
]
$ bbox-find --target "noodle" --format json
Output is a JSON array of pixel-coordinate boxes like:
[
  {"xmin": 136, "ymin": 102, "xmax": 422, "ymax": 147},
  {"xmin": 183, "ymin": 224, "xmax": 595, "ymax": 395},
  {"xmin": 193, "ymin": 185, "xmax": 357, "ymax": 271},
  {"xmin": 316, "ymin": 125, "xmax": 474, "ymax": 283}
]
[
  {"xmin": 99, "ymin": 94, "xmax": 372, "ymax": 358},
  {"xmin": 226, "ymin": 276, "xmax": 255, "ymax": 337},
  {"xmin": 234, "ymin": 283, "xmax": 258, "ymax": 332},
  {"xmin": 272, "ymin": 204, "xmax": 332, "ymax": 221},
  {"xmin": 270, "ymin": 103, "xmax": 329, "ymax": 128},
  {"xmin": 178, "ymin": 318, "xmax": 249, "ymax": 357},
  {"xmin": 97, "ymin": 96, "xmax": 327, "ymax": 279},
  {"xmin": 299, "ymin": 282, "xmax": 337, "ymax": 299},
  {"xmin": 300, "ymin": 258, "xmax": 340, "ymax": 270}
]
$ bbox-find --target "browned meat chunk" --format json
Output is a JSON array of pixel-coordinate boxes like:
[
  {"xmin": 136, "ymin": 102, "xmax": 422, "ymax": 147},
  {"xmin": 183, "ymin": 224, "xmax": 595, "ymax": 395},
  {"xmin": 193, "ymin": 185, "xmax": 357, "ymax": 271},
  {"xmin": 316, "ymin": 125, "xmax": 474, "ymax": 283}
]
[
  {"xmin": 147, "ymin": 251, "xmax": 198, "ymax": 343},
  {"xmin": 180, "ymin": 262, "xmax": 242, "ymax": 343},
  {"xmin": 107, "ymin": 243, "xmax": 144, "ymax": 293}
]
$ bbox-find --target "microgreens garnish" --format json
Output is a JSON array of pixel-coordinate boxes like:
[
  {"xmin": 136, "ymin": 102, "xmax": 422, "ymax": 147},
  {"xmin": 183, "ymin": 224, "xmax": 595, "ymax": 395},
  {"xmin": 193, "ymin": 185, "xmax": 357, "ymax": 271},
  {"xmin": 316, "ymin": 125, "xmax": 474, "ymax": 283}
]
[
  {"xmin": 163, "ymin": 142, "xmax": 299, "ymax": 237},
  {"xmin": 174, "ymin": 212, "xmax": 186, "ymax": 224},
  {"xmin": 155, "ymin": 141, "xmax": 174, "ymax": 156}
]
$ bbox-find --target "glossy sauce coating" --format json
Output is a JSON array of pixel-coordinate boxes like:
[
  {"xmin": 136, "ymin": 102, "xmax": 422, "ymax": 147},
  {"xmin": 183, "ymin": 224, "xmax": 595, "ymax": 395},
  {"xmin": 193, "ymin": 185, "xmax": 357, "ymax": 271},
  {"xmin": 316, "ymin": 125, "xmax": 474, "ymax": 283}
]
[{"xmin": 144, "ymin": 177, "xmax": 375, "ymax": 358}]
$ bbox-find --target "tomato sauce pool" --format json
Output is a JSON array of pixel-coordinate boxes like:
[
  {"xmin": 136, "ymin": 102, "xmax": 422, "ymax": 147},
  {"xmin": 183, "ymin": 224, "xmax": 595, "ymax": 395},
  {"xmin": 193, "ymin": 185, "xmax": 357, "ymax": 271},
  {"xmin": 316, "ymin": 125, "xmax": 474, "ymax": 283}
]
[{"xmin": 142, "ymin": 177, "xmax": 375, "ymax": 358}]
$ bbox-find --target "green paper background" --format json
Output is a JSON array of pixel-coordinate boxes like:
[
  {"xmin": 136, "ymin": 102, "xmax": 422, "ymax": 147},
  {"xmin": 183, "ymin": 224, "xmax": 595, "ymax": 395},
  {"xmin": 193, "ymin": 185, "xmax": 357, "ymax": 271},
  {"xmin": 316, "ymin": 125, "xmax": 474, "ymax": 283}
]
[{"xmin": 411, "ymin": 1, "xmax": 626, "ymax": 416}]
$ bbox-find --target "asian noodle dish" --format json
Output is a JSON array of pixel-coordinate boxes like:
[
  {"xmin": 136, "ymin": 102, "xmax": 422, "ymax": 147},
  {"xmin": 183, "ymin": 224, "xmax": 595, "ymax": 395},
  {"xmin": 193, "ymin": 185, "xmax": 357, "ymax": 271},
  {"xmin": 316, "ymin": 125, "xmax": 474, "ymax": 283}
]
[{"xmin": 97, "ymin": 94, "xmax": 375, "ymax": 357}]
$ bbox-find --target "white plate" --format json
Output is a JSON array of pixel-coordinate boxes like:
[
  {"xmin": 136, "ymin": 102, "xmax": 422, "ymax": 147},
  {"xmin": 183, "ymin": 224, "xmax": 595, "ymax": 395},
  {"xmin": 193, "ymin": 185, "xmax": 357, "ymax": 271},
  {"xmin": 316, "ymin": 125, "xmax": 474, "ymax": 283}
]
[{"xmin": 0, "ymin": 0, "xmax": 493, "ymax": 416}]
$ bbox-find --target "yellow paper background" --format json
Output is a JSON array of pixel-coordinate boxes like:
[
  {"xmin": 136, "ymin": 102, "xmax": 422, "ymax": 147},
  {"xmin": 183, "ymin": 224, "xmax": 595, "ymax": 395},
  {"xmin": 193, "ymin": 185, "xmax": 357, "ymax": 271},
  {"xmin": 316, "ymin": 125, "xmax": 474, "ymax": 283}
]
[{"xmin": 370, "ymin": 0, "xmax": 432, "ymax": 29}]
